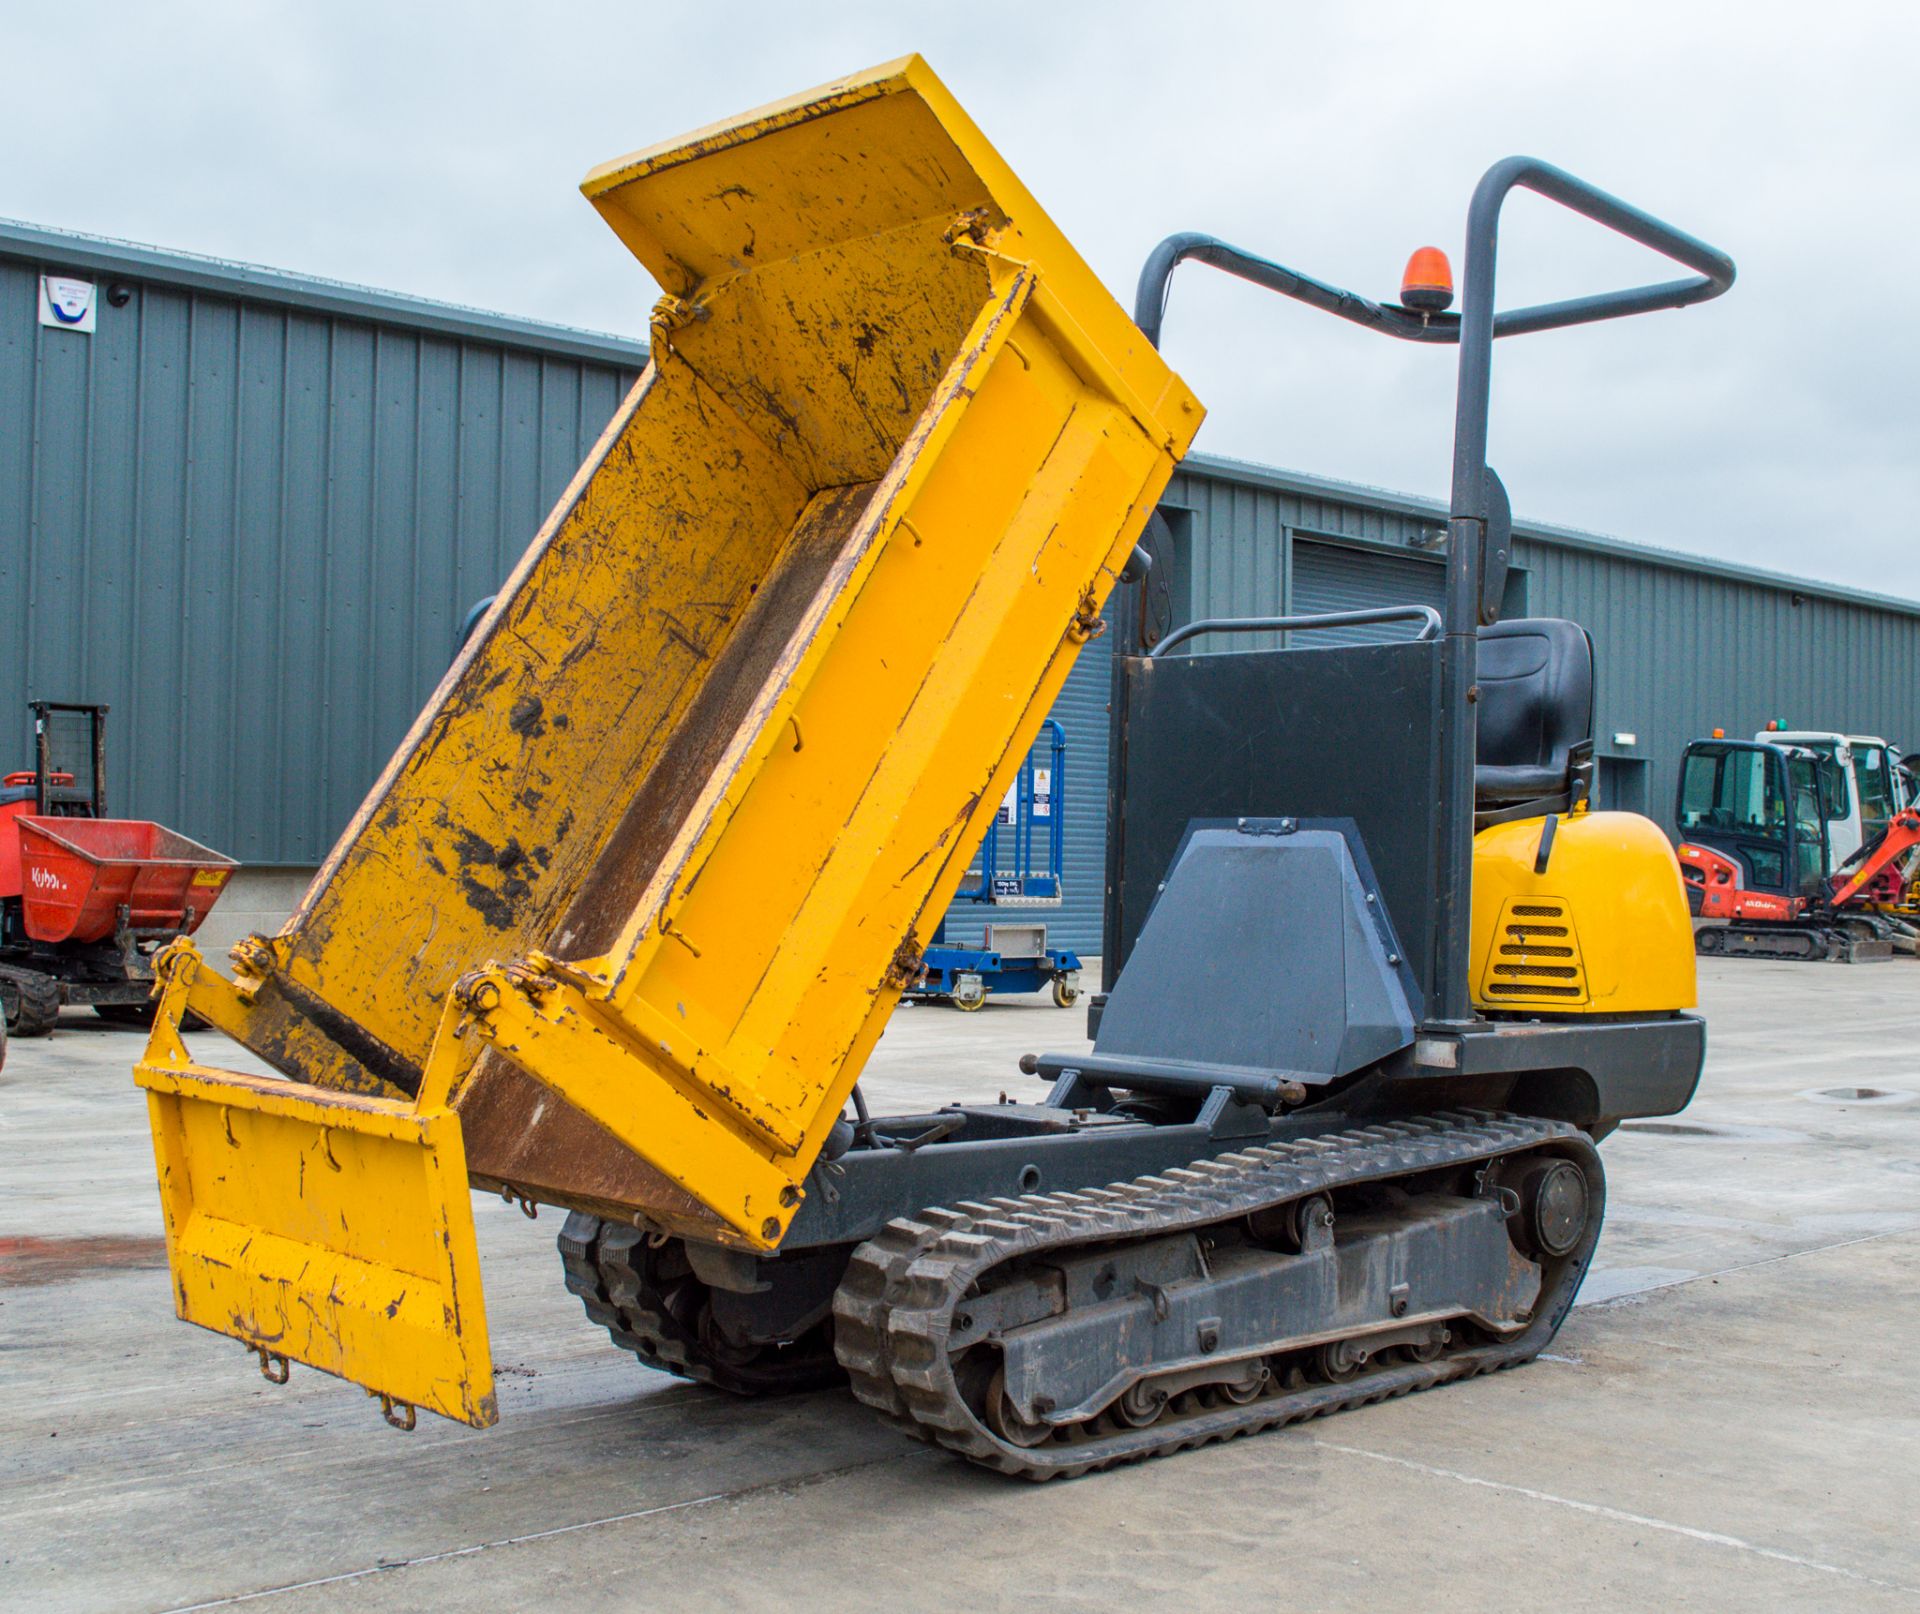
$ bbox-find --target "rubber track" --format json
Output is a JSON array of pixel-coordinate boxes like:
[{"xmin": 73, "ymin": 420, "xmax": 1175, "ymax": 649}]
[
  {"xmin": 1698, "ymin": 924, "xmax": 1860, "ymax": 962},
  {"xmin": 558, "ymin": 1212, "xmax": 842, "ymax": 1397},
  {"xmin": 832, "ymin": 1111, "xmax": 1597, "ymax": 1479},
  {"xmin": 0, "ymin": 966, "xmax": 61, "ymax": 1037}
]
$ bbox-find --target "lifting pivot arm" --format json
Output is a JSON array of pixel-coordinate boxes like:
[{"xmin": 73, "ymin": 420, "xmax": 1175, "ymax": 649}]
[{"xmin": 1828, "ymin": 809, "xmax": 1920, "ymax": 909}]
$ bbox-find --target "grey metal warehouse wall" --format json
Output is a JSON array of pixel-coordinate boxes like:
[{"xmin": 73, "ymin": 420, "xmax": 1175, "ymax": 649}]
[
  {"xmin": 0, "ymin": 221, "xmax": 643, "ymax": 863},
  {"xmin": 12, "ymin": 218, "xmax": 1920, "ymax": 965},
  {"xmin": 0, "ymin": 220, "xmax": 1117, "ymax": 958},
  {"xmin": 1164, "ymin": 453, "xmax": 1920, "ymax": 834}
]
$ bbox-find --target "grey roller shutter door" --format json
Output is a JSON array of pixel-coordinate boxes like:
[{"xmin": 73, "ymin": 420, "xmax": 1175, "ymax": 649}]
[{"xmin": 1290, "ymin": 539, "xmax": 1446, "ymax": 644}]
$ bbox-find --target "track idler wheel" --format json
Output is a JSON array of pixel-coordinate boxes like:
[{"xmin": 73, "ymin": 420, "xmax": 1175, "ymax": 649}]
[
  {"xmin": 1511, "ymin": 1158, "xmax": 1591, "ymax": 1261},
  {"xmin": 558, "ymin": 1214, "xmax": 843, "ymax": 1397}
]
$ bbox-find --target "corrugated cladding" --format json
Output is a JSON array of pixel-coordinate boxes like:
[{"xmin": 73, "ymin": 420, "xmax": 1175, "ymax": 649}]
[
  {"xmin": 1170, "ymin": 453, "xmax": 1920, "ymax": 836},
  {"xmin": 11, "ymin": 219, "xmax": 1920, "ymax": 955},
  {"xmin": 1515, "ymin": 536, "xmax": 1920, "ymax": 818},
  {"xmin": 0, "ymin": 223, "xmax": 642, "ymax": 864}
]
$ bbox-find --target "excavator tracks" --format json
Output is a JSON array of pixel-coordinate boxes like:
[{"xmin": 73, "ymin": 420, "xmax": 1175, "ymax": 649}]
[
  {"xmin": 1696, "ymin": 923, "xmax": 1892, "ymax": 963},
  {"xmin": 832, "ymin": 1112, "xmax": 1600, "ymax": 1479},
  {"xmin": 559, "ymin": 1212, "xmax": 841, "ymax": 1397}
]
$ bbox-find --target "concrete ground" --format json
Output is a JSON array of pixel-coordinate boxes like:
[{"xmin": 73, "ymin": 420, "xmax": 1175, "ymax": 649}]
[{"xmin": 3, "ymin": 961, "xmax": 1918, "ymax": 1612}]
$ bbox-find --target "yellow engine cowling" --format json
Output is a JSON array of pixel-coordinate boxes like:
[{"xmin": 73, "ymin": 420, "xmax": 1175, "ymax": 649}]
[{"xmin": 1470, "ymin": 808, "xmax": 1696, "ymax": 1014}]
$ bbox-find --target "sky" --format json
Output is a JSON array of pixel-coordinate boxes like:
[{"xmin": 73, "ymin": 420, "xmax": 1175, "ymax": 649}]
[{"xmin": 3, "ymin": 1, "xmax": 1915, "ymax": 594}]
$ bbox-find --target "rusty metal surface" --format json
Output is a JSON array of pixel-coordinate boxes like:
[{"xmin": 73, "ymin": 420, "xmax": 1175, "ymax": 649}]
[{"xmin": 455, "ymin": 1054, "xmax": 726, "ymax": 1236}]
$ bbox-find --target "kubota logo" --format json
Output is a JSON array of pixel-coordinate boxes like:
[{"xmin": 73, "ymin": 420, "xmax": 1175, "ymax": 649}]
[{"xmin": 30, "ymin": 867, "xmax": 65, "ymax": 892}]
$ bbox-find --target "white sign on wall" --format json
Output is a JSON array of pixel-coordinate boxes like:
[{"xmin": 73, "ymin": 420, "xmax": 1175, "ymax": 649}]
[{"xmin": 38, "ymin": 276, "xmax": 97, "ymax": 333}]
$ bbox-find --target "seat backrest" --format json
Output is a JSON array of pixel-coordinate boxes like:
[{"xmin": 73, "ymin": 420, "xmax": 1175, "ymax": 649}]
[{"xmin": 1476, "ymin": 617, "xmax": 1594, "ymax": 775}]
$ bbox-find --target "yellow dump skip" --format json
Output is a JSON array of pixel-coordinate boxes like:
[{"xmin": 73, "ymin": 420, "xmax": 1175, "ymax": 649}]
[{"xmin": 135, "ymin": 55, "xmax": 1202, "ymax": 1423}]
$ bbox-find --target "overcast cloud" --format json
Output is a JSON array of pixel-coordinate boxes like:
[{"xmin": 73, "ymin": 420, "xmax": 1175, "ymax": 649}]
[{"xmin": 3, "ymin": 2, "xmax": 1914, "ymax": 593}]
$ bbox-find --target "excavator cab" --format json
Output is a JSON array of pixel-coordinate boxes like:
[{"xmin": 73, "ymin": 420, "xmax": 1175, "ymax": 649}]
[
  {"xmin": 1677, "ymin": 739, "xmax": 1831, "ymax": 909},
  {"xmin": 1850, "ymin": 742, "xmax": 1900, "ymax": 846},
  {"xmin": 1759, "ymin": 731, "xmax": 1904, "ymax": 869}
]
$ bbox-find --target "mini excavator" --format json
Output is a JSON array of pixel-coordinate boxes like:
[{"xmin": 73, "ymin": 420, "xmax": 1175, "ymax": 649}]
[{"xmin": 1678, "ymin": 734, "xmax": 1920, "ymax": 960}]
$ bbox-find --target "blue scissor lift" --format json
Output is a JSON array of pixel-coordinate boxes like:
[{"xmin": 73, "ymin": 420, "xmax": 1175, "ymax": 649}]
[{"xmin": 907, "ymin": 719, "xmax": 1084, "ymax": 1011}]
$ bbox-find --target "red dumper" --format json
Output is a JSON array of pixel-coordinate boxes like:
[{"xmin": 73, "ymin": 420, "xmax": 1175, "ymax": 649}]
[{"xmin": 0, "ymin": 703, "xmax": 236, "ymax": 1039}]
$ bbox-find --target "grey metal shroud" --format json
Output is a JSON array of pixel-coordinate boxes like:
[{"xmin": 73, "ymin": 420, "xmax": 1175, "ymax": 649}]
[{"xmin": 1061, "ymin": 820, "xmax": 1417, "ymax": 1093}]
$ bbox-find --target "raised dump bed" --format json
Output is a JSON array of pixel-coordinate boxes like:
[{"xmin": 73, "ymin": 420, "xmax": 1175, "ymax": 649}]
[
  {"xmin": 134, "ymin": 55, "xmax": 1201, "ymax": 1426},
  {"xmin": 18, "ymin": 817, "xmax": 234, "ymax": 943}
]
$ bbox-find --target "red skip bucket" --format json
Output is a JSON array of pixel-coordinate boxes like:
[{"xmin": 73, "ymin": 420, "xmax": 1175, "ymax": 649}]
[{"xmin": 16, "ymin": 817, "xmax": 238, "ymax": 944}]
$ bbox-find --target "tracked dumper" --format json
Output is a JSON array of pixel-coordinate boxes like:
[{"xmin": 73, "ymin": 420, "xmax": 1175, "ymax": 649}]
[{"xmin": 135, "ymin": 58, "xmax": 1731, "ymax": 1475}]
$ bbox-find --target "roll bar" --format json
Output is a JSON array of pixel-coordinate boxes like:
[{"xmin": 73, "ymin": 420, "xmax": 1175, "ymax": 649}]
[
  {"xmin": 1148, "ymin": 605, "xmax": 1441, "ymax": 658},
  {"xmin": 1134, "ymin": 159, "xmax": 1733, "ymax": 354}
]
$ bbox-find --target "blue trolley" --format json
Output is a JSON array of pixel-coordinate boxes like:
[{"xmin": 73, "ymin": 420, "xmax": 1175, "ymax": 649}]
[{"xmin": 908, "ymin": 719, "xmax": 1083, "ymax": 1011}]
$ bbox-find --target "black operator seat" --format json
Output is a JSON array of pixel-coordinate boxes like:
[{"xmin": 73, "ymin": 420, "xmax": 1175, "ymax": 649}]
[{"xmin": 1474, "ymin": 617, "xmax": 1595, "ymax": 824}]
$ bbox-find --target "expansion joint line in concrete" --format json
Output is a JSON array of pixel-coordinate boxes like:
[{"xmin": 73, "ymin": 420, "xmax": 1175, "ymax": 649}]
[
  {"xmin": 150, "ymin": 1449, "xmax": 929, "ymax": 1613},
  {"xmin": 1313, "ymin": 1440, "xmax": 1920, "ymax": 1597},
  {"xmin": 1586, "ymin": 1223, "xmax": 1917, "ymax": 1307}
]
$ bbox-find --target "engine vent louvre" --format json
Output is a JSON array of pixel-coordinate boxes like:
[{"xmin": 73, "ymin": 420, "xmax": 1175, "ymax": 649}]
[{"xmin": 1478, "ymin": 898, "xmax": 1590, "ymax": 1007}]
